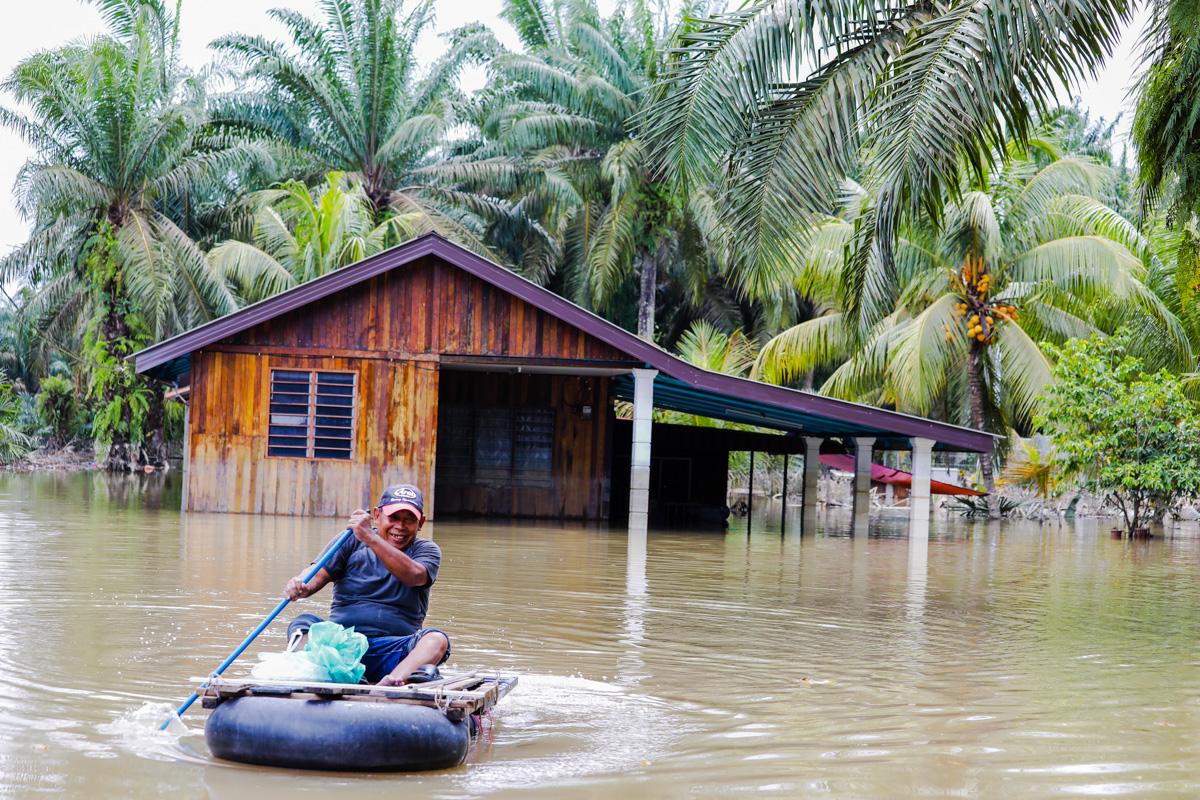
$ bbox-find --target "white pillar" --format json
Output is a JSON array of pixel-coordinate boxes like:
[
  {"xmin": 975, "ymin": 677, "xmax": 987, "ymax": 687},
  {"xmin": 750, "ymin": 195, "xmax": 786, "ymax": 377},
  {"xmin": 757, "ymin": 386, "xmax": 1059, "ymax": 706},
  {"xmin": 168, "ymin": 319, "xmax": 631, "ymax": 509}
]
[
  {"xmin": 853, "ymin": 437, "xmax": 875, "ymax": 535},
  {"xmin": 909, "ymin": 437, "xmax": 935, "ymax": 538},
  {"xmin": 628, "ymin": 368, "xmax": 658, "ymax": 530},
  {"xmin": 802, "ymin": 437, "xmax": 821, "ymax": 533}
]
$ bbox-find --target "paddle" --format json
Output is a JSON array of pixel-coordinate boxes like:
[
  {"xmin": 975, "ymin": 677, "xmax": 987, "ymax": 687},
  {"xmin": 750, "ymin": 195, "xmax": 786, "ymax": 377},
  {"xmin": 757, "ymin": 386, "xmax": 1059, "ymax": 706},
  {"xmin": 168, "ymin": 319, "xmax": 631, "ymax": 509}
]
[{"xmin": 159, "ymin": 527, "xmax": 355, "ymax": 731}]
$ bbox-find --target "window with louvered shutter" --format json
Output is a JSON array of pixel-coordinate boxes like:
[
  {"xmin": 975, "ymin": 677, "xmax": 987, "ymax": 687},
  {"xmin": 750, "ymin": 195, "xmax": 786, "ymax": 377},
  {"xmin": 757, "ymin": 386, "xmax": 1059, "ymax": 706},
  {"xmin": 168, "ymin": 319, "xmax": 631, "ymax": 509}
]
[
  {"xmin": 436, "ymin": 405, "xmax": 554, "ymax": 488},
  {"xmin": 268, "ymin": 370, "xmax": 356, "ymax": 459}
]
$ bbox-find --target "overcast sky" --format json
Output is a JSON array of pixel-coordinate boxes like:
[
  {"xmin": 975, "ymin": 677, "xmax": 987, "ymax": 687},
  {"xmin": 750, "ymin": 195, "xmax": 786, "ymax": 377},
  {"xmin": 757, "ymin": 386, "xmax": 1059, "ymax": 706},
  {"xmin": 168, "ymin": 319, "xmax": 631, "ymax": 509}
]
[{"xmin": 0, "ymin": 0, "xmax": 1150, "ymax": 261}]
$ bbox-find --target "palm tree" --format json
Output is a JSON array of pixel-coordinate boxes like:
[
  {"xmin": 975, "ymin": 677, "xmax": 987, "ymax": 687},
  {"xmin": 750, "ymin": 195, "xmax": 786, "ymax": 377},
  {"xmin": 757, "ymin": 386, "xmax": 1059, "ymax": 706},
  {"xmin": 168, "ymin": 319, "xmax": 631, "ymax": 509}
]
[
  {"xmin": 752, "ymin": 142, "xmax": 1188, "ymax": 517},
  {"xmin": 0, "ymin": 0, "xmax": 265, "ymax": 467},
  {"xmin": 211, "ymin": 0, "xmax": 500, "ymax": 253},
  {"xmin": 642, "ymin": 0, "xmax": 1136, "ymax": 310},
  {"xmin": 1132, "ymin": 0, "xmax": 1200, "ymax": 275},
  {"xmin": 210, "ymin": 172, "xmax": 418, "ymax": 303},
  {"xmin": 0, "ymin": 370, "xmax": 33, "ymax": 465},
  {"xmin": 476, "ymin": 0, "xmax": 726, "ymax": 340}
]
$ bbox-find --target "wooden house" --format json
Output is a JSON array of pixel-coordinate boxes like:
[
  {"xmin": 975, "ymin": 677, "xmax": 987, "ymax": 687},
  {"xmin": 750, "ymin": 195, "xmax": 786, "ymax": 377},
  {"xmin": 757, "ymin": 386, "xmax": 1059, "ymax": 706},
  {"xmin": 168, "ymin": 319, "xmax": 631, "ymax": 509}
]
[{"xmin": 134, "ymin": 234, "xmax": 993, "ymax": 522}]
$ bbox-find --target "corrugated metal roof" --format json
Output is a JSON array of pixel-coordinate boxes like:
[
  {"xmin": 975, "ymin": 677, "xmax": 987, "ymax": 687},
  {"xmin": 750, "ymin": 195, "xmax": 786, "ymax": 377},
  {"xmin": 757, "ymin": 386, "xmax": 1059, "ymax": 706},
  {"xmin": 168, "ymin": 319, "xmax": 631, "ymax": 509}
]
[{"xmin": 131, "ymin": 233, "xmax": 996, "ymax": 453}]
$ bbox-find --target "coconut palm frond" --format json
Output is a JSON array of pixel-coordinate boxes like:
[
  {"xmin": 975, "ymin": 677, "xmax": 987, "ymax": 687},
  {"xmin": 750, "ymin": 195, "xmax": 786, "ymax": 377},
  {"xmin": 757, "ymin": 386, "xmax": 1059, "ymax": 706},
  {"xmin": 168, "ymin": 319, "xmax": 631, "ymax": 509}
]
[
  {"xmin": 1011, "ymin": 236, "xmax": 1144, "ymax": 299},
  {"xmin": 887, "ymin": 292, "xmax": 966, "ymax": 415},
  {"xmin": 752, "ymin": 312, "xmax": 851, "ymax": 385},
  {"xmin": 993, "ymin": 320, "xmax": 1054, "ymax": 422}
]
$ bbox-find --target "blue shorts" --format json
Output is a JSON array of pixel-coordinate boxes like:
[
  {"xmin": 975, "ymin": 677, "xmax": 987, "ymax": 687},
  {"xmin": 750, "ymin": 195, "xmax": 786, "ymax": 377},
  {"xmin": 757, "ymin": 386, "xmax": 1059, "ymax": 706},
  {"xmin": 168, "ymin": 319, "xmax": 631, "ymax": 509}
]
[{"xmin": 287, "ymin": 614, "xmax": 451, "ymax": 684}]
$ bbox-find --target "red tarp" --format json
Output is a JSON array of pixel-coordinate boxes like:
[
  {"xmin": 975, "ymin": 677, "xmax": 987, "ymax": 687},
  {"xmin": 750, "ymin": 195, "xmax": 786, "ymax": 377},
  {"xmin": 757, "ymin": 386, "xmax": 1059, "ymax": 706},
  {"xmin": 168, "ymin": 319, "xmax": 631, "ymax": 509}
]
[{"xmin": 819, "ymin": 454, "xmax": 985, "ymax": 497}]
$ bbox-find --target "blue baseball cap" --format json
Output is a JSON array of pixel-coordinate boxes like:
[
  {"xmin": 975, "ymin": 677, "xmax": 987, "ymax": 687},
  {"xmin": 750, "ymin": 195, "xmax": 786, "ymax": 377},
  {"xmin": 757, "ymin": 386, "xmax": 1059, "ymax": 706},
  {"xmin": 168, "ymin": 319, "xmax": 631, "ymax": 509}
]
[{"xmin": 379, "ymin": 484, "xmax": 424, "ymax": 518}]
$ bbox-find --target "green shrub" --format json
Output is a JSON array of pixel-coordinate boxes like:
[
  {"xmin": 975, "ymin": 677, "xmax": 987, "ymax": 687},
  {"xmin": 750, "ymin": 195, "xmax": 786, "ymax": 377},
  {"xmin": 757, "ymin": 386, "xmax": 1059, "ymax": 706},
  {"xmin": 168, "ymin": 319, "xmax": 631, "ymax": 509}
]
[
  {"xmin": 1037, "ymin": 335, "xmax": 1200, "ymax": 532},
  {"xmin": 36, "ymin": 375, "xmax": 78, "ymax": 449}
]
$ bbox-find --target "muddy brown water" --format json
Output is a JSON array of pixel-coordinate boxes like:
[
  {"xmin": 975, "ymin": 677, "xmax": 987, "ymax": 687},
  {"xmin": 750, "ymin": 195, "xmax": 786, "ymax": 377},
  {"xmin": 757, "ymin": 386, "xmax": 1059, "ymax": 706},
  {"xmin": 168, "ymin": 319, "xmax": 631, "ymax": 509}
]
[{"xmin": 2, "ymin": 470, "xmax": 1200, "ymax": 798}]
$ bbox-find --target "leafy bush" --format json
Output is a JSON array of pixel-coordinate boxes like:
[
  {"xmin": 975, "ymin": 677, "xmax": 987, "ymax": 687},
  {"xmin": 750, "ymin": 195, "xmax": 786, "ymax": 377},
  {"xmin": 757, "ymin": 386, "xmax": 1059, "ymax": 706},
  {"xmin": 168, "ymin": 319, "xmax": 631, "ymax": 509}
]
[
  {"xmin": 0, "ymin": 371, "xmax": 32, "ymax": 464},
  {"xmin": 1037, "ymin": 335, "xmax": 1200, "ymax": 532},
  {"xmin": 36, "ymin": 375, "xmax": 78, "ymax": 449}
]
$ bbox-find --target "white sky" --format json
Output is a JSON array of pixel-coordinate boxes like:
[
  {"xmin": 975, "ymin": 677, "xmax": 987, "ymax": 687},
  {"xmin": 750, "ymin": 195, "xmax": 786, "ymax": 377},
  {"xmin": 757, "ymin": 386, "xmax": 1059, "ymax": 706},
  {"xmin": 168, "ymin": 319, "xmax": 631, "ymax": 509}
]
[{"xmin": 0, "ymin": 1, "xmax": 1152, "ymax": 261}]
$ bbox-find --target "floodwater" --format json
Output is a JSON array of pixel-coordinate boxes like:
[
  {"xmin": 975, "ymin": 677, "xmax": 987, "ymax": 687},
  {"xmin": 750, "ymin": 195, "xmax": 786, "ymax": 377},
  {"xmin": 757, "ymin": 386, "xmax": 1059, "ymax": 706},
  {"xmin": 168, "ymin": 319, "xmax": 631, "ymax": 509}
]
[{"xmin": 3, "ymin": 472, "xmax": 1200, "ymax": 798}]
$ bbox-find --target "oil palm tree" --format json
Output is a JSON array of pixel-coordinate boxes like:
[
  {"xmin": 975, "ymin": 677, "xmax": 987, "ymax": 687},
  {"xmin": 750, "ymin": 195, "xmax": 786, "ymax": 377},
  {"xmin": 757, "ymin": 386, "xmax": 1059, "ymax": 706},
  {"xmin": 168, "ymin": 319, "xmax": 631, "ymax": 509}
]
[
  {"xmin": 209, "ymin": 172, "xmax": 418, "ymax": 303},
  {"xmin": 643, "ymin": 0, "xmax": 1136, "ymax": 311},
  {"xmin": 0, "ymin": 2, "xmax": 252, "ymax": 340},
  {"xmin": 478, "ymin": 0, "xmax": 724, "ymax": 340},
  {"xmin": 752, "ymin": 142, "xmax": 1188, "ymax": 517},
  {"xmin": 0, "ymin": 0, "xmax": 267, "ymax": 467},
  {"xmin": 1132, "ymin": 0, "xmax": 1200, "ymax": 282},
  {"xmin": 211, "ymin": 0, "xmax": 500, "ymax": 253}
]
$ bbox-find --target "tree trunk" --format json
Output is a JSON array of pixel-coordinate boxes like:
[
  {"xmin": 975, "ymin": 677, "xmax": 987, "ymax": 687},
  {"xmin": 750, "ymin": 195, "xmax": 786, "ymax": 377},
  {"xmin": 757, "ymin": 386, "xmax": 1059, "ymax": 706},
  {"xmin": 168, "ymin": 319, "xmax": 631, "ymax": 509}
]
[
  {"xmin": 637, "ymin": 250, "xmax": 656, "ymax": 341},
  {"xmin": 967, "ymin": 344, "xmax": 1001, "ymax": 518},
  {"xmin": 92, "ymin": 240, "xmax": 163, "ymax": 471}
]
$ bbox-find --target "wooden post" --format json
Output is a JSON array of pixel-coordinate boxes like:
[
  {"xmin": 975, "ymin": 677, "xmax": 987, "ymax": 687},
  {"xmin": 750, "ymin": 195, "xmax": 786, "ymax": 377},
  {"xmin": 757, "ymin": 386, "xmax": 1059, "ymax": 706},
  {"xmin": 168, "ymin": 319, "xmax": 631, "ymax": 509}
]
[
  {"xmin": 181, "ymin": 400, "xmax": 190, "ymax": 511},
  {"xmin": 781, "ymin": 454, "xmax": 789, "ymax": 534},
  {"xmin": 748, "ymin": 451, "xmax": 754, "ymax": 535}
]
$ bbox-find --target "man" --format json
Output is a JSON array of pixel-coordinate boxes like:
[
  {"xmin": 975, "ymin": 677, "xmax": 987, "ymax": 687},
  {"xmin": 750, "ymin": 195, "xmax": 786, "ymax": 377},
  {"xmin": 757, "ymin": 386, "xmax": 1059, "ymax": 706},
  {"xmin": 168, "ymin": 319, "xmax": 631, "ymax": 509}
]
[{"xmin": 284, "ymin": 484, "xmax": 450, "ymax": 686}]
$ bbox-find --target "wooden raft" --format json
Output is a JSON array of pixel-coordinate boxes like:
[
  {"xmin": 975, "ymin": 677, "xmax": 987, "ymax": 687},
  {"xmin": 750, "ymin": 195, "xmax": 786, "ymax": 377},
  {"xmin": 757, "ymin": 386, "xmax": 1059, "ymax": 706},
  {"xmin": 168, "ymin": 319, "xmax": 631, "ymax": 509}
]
[{"xmin": 194, "ymin": 673, "xmax": 517, "ymax": 722}]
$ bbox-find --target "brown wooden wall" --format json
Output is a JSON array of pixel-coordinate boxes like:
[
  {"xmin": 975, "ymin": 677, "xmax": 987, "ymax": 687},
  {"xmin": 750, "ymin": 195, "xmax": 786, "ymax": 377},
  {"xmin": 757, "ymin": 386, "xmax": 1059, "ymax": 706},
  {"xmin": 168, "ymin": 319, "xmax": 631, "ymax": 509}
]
[
  {"xmin": 224, "ymin": 255, "xmax": 634, "ymax": 361},
  {"xmin": 186, "ymin": 255, "xmax": 636, "ymax": 517},
  {"xmin": 434, "ymin": 371, "xmax": 612, "ymax": 520}
]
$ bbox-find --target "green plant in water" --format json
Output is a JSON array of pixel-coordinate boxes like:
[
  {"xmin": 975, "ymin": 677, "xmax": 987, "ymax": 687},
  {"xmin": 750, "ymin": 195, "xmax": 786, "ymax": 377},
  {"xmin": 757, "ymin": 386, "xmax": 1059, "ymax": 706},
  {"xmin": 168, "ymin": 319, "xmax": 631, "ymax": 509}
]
[
  {"xmin": 1037, "ymin": 334, "xmax": 1200, "ymax": 533},
  {"xmin": 949, "ymin": 494, "xmax": 1024, "ymax": 518}
]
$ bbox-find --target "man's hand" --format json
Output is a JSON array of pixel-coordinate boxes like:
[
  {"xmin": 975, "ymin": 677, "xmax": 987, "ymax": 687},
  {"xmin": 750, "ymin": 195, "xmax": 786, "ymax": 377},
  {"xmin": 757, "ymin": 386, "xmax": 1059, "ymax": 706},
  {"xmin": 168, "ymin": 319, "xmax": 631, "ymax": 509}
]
[
  {"xmin": 284, "ymin": 576, "xmax": 309, "ymax": 600},
  {"xmin": 377, "ymin": 673, "xmax": 406, "ymax": 687},
  {"xmin": 348, "ymin": 508, "xmax": 375, "ymax": 543}
]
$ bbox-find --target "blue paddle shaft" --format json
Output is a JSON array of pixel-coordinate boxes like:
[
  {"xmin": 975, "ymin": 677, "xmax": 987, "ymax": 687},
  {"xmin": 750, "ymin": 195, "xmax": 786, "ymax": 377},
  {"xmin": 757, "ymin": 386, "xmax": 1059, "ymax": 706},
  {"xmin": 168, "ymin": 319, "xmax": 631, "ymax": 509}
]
[{"xmin": 160, "ymin": 527, "xmax": 355, "ymax": 730}]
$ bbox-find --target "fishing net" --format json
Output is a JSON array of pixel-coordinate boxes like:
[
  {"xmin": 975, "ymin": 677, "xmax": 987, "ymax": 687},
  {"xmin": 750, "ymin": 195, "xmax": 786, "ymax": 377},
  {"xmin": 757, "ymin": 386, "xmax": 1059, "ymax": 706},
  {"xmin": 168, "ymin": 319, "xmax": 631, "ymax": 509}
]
[{"xmin": 251, "ymin": 621, "xmax": 368, "ymax": 684}]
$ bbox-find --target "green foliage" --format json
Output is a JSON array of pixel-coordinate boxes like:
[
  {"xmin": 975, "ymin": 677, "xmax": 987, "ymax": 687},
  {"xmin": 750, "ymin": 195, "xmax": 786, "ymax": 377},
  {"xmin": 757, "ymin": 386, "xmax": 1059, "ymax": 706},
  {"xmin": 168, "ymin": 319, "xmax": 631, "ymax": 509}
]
[
  {"xmin": 0, "ymin": 0, "xmax": 250, "ymax": 342},
  {"xmin": 747, "ymin": 140, "xmax": 1183, "ymax": 517},
  {"xmin": 473, "ymin": 0, "xmax": 734, "ymax": 340},
  {"xmin": 164, "ymin": 395, "xmax": 185, "ymax": 443},
  {"xmin": 1132, "ymin": 0, "xmax": 1200, "ymax": 225},
  {"xmin": 1037, "ymin": 335, "xmax": 1200, "ymax": 531},
  {"xmin": 210, "ymin": 173, "xmax": 419, "ymax": 303},
  {"xmin": 36, "ymin": 375, "xmax": 78, "ymax": 449},
  {"xmin": 753, "ymin": 143, "xmax": 1178, "ymax": 426},
  {"xmin": 948, "ymin": 494, "xmax": 1024, "ymax": 518},
  {"xmin": 643, "ymin": 0, "xmax": 1135, "ymax": 310},
  {"xmin": 650, "ymin": 320, "xmax": 761, "ymax": 429},
  {"xmin": 80, "ymin": 224, "xmax": 158, "ymax": 466},
  {"xmin": 86, "ymin": 334, "xmax": 153, "ymax": 459},
  {"xmin": 211, "ymin": 0, "xmax": 498, "ymax": 254},
  {"xmin": 0, "ymin": 371, "xmax": 33, "ymax": 464}
]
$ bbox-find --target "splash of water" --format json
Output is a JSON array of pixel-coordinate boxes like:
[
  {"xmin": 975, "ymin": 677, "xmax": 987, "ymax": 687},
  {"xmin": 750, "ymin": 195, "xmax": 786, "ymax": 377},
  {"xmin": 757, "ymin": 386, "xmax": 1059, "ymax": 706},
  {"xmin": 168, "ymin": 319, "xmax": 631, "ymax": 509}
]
[{"xmin": 98, "ymin": 702, "xmax": 194, "ymax": 762}]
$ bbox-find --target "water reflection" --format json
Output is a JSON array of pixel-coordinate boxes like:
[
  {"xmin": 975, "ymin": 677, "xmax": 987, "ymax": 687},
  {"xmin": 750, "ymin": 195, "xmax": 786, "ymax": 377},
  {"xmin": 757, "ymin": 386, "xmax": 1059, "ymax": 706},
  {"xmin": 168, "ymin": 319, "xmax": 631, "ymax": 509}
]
[
  {"xmin": 906, "ymin": 535, "xmax": 928, "ymax": 621},
  {"xmin": 2, "ymin": 473, "xmax": 1200, "ymax": 797},
  {"xmin": 619, "ymin": 528, "xmax": 648, "ymax": 686}
]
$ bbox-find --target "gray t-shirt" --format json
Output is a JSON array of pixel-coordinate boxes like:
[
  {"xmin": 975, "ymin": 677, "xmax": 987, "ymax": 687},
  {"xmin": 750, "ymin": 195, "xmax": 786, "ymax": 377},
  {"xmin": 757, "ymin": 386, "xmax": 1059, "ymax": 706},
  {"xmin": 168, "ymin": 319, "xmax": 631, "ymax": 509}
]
[{"xmin": 316, "ymin": 531, "xmax": 441, "ymax": 638}]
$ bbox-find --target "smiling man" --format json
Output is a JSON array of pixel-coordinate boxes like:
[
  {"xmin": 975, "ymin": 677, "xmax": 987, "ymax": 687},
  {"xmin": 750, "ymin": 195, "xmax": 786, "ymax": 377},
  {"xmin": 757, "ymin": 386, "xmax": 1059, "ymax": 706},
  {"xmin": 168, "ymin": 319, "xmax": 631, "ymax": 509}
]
[{"xmin": 283, "ymin": 484, "xmax": 450, "ymax": 685}]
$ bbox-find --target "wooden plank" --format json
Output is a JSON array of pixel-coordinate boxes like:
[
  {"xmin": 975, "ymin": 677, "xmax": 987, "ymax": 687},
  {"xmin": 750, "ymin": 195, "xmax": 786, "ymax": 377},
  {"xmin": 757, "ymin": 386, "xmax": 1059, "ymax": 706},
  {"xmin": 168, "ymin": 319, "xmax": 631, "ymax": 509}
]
[
  {"xmin": 194, "ymin": 674, "xmax": 510, "ymax": 714},
  {"xmin": 207, "ymin": 343, "xmax": 439, "ymax": 362}
]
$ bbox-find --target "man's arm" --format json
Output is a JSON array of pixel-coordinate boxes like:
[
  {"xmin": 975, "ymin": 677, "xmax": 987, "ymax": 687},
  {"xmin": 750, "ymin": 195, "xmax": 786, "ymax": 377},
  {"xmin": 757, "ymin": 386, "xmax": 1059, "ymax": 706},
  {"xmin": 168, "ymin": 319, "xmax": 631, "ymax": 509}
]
[
  {"xmin": 348, "ymin": 509, "xmax": 430, "ymax": 587},
  {"xmin": 284, "ymin": 567, "xmax": 333, "ymax": 600}
]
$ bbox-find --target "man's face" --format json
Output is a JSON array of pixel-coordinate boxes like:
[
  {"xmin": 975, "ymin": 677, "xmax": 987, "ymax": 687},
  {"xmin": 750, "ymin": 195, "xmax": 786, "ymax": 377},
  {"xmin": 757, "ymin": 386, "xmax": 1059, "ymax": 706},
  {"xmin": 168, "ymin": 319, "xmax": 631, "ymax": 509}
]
[{"xmin": 373, "ymin": 507, "xmax": 424, "ymax": 549}]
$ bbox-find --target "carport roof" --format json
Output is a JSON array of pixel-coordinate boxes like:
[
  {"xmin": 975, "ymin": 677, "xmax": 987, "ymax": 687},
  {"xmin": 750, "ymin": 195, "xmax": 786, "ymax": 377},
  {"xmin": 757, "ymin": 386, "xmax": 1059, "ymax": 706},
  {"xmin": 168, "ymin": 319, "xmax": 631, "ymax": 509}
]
[{"xmin": 131, "ymin": 233, "xmax": 995, "ymax": 454}]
